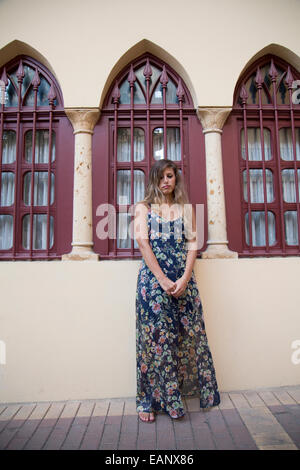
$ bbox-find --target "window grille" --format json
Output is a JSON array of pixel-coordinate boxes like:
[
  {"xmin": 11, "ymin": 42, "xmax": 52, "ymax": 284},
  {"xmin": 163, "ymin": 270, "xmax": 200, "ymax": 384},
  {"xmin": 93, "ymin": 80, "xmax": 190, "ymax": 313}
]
[
  {"xmin": 232, "ymin": 55, "xmax": 300, "ymax": 256},
  {"xmin": 99, "ymin": 54, "xmax": 196, "ymax": 258},
  {"xmin": 0, "ymin": 56, "xmax": 63, "ymax": 259}
]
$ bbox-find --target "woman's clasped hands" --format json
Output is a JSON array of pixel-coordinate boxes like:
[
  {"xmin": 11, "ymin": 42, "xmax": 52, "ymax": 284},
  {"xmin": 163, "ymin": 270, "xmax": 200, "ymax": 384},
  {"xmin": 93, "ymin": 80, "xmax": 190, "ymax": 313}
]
[{"xmin": 159, "ymin": 275, "xmax": 188, "ymax": 299}]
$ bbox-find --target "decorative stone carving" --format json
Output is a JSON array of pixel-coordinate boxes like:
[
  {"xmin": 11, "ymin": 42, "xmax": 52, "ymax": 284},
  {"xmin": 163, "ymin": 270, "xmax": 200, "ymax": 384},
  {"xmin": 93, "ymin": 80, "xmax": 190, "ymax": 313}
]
[
  {"xmin": 65, "ymin": 108, "xmax": 100, "ymax": 135},
  {"xmin": 196, "ymin": 107, "xmax": 232, "ymax": 134}
]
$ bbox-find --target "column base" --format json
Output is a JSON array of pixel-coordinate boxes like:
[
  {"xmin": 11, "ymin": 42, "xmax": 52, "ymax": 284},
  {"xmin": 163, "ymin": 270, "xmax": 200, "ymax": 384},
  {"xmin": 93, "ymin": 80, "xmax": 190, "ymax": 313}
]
[
  {"xmin": 201, "ymin": 244, "xmax": 238, "ymax": 259},
  {"xmin": 62, "ymin": 247, "xmax": 99, "ymax": 261}
]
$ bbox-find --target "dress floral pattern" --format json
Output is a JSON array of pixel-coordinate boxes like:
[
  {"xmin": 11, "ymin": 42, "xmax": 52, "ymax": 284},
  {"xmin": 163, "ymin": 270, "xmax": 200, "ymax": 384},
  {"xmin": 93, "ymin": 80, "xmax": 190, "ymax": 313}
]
[{"xmin": 136, "ymin": 207, "xmax": 220, "ymax": 418}]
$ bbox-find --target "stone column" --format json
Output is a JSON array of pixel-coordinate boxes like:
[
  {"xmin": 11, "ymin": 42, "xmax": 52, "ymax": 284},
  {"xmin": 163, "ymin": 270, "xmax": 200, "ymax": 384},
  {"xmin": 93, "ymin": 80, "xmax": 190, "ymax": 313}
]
[
  {"xmin": 197, "ymin": 107, "xmax": 238, "ymax": 259},
  {"xmin": 62, "ymin": 108, "xmax": 100, "ymax": 261}
]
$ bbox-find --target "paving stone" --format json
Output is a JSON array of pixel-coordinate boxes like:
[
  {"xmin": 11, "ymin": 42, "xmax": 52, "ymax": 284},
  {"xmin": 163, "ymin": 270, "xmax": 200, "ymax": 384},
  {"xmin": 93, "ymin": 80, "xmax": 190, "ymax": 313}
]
[
  {"xmin": 0, "ymin": 405, "xmax": 22, "ymax": 433},
  {"xmin": 237, "ymin": 405, "xmax": 298, "ymax": 450},
  {"xmin": 6, "ymin": 403, "xmax": 50, "ymax": 450},
  {"xmin": 243, "ymin": 391, "xmax": 265, "ymax": 408},
  {"xmin": 258, "ymin": 391, "xmax": 281, "ymax": 406},
  {"xmin": 136, "ymin": 417, "xmax": 156, "ymax": 450},
  {"xmin": 228, "ymin": 392, "xmax": 251, "ymax": 409},
  {"xmin": 61, "ymin": 402, "xmax": 95, "ymax": 450},
  {"xmin": 253, "ymin": 431, "xmax": 297, "ymax": 448},
  {"xmin": 259, "ymin": 444, "xmax": 298, "ymax": 450},
  {"xmin": 189, "ymin": 411, "xmax": 216, "ymax": 450},
  {"xmin": 218, "ymin": 393, "xmax": 234, "ymax": 409},
  {"xmin": 79, "ymin": 400, "xmax": 109, "ymax": 450},
  {"xmin": 185, "ymin": 397, "xmax": 200, "ymax": 412},
  {"xmin": 23, "ymin": 402, "xmax": 65, "ymax": 450},
  {"xmin": 0, "ymin": 404, "xmax": 36, "ymax": 450},
  {"xmin": 272, "ymin": 389, "xmax": 298, "ymax": 405},
  {"xmin": 204, "ymin": 408, "xmax": 237, "ymax": 450},
  {"xmin": 99, "ymin": 401, "xmax": 124, "ymax": 450},
  {"xmin": 43, "ymin": 402, "xmax": 81, "ymax": 450},
  {"xmin": 220, "ymin": 408, "xmax": 258, "ymax": 450},
  {"xmin": 123, "ymin": 398, "xmax": 137, "ymax": 416},
  {"xmin": 1, "ymin": 386, "xmax": 299, "ymax": 451},
  {"xmin": 156, "ymin": 413, "xmax": 176, "ymax": 450},
  {"xmin": 269, "ymin": 404, "xmax": 300, "ymax": 449},
  {"xmin": 284, "ymin": 386, "xmax": 300, "ymax": 404}
]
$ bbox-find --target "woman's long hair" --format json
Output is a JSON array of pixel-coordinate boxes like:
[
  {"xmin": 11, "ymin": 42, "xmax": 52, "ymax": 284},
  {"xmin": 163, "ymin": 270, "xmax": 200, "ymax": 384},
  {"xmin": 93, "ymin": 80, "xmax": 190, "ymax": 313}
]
[{"xmin": 141, "ymin": 159, "xmax": 189, "ymax": 208}]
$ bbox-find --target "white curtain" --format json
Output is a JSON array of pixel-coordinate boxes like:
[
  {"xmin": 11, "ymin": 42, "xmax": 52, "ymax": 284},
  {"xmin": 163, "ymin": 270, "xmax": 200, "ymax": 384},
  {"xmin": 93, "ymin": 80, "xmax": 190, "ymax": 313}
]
[
  {"xmin": 241, "ymin": 128, "xmax": 271, "ymax": 161},
  {"xmin": 0, "ymin": 215, "xmax": 13, "ymax": 249},
  {"xmin": 116, "ymin": 127, "xmax": 145, "ymax": 248},
  {"xmin": 167, "ymin": 128, "xmax": 181, "ymax": 160},
  {"xmin": 281, "ymin": 169, "xmax": 300, "ymax": 203},
  {"xmin": 2, "ymin": 131, "xmax": 16, "ymax": 163},
  {"xmin": 1, "ymin": 133, "xmax": 16, "ymax": 249},
  {"xmin": 245, "ymin": 211, "xmax": 276, "ymax": 247},
  {"xmin": 25, "ymin": 130, "xmax": 55, "ymax": 163},
  {"xmin": 153, "ymin": 127, "xmax": 181, "ymax": 161},
  {"xmin": 279, "ymin": 128, "xmax": 300, "ymax": 161},
  {"xmin": 284, "ymin": 211, "xmax": 298, "ymax": 245},
  {"xmin": 117, "ymin": 128, "xmax": 144, "ymax": 162},
  {"xmin": 23, "ymin": 172, "xmax": 54, "ymax": 206},
  {"xmin": 22, "ymin": 214, "xmax": 54, "ymax": 250},
  {"xmin": 1, "ymin": 172, "xmax": 14, "ymax": 206},
  {"xmin": 243, "ymin": 169, "xmax": 274, "ymax": 203},
  {"xmin": 117, "ymin": 170, "xmax": 144, "ymax": 248}
]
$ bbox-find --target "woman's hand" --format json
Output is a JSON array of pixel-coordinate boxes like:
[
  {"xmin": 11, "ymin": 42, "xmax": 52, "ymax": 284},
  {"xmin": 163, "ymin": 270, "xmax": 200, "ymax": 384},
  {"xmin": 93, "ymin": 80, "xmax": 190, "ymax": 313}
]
[
  {"xmin": 158, "ymin": 276, "xmax": 177, "ymax": 295},
  {"xmin": 171, "ymin": 276, "xmax": 188, "ymax": 299}
]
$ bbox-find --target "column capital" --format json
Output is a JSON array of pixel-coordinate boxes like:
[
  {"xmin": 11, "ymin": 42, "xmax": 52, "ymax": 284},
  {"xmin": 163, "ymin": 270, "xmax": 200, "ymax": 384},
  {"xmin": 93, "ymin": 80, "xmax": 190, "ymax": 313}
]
[
  {"xmin": 65, "ymin": 108, "xmax": 100, "ymax": 135},
  {"xmin": 197, "ymin": 107, "xmax": 232, "ymax": 133}
]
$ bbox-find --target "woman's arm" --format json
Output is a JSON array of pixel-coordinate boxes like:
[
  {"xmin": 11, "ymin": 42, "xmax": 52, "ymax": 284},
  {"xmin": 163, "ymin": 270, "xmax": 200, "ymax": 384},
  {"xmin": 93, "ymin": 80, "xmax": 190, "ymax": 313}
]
[{"xmin": 134, "ymin": 203, "xmax": 176, "ymax": 295}]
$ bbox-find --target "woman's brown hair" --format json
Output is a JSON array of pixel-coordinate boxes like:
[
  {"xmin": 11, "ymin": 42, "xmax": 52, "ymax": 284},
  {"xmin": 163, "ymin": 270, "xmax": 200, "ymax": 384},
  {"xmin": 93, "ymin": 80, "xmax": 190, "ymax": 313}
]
[{"xmin": 140, "ymin": 159, "xmax": 189, "ymax": 208}]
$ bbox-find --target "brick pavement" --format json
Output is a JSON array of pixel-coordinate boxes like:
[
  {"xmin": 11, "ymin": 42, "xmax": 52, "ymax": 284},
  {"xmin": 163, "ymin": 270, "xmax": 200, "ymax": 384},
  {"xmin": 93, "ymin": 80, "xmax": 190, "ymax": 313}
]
[{"xmin": 0, "ymin": 385, "xmax": 299, "ymax": 450}]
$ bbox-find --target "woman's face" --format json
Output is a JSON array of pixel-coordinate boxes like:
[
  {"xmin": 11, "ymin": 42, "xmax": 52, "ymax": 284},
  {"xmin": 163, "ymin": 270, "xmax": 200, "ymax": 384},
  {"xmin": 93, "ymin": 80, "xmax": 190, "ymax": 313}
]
[{"xmin": 159, "ymin": 166, "xmax": 176, "ymax": 197}]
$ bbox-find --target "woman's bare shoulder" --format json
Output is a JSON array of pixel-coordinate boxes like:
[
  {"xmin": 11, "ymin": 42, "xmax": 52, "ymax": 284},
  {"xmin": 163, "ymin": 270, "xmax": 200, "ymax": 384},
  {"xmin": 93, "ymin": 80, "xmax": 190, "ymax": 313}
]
[{"xmin": 135, "ymin": 202, "xmax": 150, "ymax": 214}]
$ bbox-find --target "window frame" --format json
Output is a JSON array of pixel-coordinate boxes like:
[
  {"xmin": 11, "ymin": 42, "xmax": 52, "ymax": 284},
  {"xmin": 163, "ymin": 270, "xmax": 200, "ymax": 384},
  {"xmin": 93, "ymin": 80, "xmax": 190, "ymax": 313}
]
[
  {"xmin": 93, "ymin": 53, "xmax": 206, "ymax": 259},
  {"xmin": 0, "ymin": 55, "xmax": 73, "ymax": 260},
  {"xmin": 223, "ymin": 54, "xmax": 300, "ymax": 257}
]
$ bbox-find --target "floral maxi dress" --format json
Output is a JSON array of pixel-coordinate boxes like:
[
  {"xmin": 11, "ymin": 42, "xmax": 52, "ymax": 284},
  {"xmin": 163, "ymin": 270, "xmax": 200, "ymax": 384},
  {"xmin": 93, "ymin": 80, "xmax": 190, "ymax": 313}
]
[{"xmin": 136, "ymin": 208, "xmax": 220, "ymax": 418}]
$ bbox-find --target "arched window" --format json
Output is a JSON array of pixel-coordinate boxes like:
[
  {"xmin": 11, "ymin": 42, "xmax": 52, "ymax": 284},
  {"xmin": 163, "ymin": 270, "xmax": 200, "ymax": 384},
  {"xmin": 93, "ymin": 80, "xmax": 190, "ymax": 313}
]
[
  {"xmin": 0, "ymin": 55, "xmax": 73, "ymax": 259},
  {"xmin": 93, "ymin": 53, "xmax": 205, "ymax": 258},
  {"xmin": 223, "ymin": 54, "xmax": 300, "ymax": 257}
]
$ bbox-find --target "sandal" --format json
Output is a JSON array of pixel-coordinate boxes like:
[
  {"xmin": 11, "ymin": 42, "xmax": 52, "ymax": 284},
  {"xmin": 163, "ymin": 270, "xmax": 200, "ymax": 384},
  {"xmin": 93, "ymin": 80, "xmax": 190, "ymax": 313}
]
[{"xmin": 138, "ymin": 411, "xmax": 155, "ymax": 423}]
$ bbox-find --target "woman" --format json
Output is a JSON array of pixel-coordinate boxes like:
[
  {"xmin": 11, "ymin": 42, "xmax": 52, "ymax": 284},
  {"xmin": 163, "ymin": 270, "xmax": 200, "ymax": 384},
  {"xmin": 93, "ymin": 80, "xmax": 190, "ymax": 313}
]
[{"xmin": 134, "ymin": 159, "xmax": 220, "ymax": 423}]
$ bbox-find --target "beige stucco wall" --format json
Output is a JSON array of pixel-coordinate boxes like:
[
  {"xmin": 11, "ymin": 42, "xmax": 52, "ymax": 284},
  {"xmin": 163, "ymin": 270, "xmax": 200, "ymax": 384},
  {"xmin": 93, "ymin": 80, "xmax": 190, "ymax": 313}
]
[
  {"xmin": 0, "ymin": 259, "xmax": 299, "ymax": 404},
  {"xmin": 0, "ymin": 0, "xmax": 300, "ymax": 108}
]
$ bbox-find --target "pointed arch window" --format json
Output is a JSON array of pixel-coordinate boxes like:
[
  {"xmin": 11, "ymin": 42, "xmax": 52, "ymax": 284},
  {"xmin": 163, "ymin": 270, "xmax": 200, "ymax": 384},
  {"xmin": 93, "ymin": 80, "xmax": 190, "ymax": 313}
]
[
  {"xmin": 223, "ymin": 54, "xmax": 300, "ymax": 256},
  {"xmin": 0, "ymin": 55, "xmax": 70, "ymax": 260},
  {"xmin": 94, "ymin": 54, "xmax": 204, "ymax": 258}
]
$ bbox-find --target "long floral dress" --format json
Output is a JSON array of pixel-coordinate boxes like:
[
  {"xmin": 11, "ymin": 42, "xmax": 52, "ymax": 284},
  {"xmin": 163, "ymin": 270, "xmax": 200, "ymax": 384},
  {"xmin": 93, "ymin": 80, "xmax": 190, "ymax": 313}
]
[{"xmin": 136, "ymin": 207, "xmax": 220, "ymax": 418}]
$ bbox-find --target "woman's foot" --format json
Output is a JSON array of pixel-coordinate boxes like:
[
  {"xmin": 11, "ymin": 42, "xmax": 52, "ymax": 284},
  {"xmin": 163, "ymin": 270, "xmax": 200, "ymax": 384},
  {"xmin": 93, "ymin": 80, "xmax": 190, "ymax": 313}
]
[
  {"xmin": 169, "ymin": 409, "xmax": 185, "ymax": 419},
  {"xmin": 138, "ymin": 411, "xmax": 155, "ymax": 423}
]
